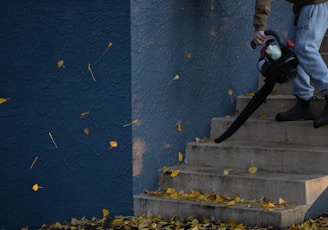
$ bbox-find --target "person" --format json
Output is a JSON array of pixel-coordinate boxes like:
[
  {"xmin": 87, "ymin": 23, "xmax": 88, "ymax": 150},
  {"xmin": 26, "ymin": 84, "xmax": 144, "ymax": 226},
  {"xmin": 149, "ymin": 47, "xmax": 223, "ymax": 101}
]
[{"xmin": 252, "ymin": 0, "xmax": 328, "ymax": 128}]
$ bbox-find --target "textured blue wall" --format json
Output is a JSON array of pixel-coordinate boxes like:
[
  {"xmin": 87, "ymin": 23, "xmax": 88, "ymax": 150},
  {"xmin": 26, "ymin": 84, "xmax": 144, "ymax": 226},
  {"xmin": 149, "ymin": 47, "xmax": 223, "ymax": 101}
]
[
  {"xmin": 0, "ymin": 1, "xmax": 132, "ymax": 229},
  {"xmin": 131, "ymin": 0, "xmax": 291, "ymax": 194}
]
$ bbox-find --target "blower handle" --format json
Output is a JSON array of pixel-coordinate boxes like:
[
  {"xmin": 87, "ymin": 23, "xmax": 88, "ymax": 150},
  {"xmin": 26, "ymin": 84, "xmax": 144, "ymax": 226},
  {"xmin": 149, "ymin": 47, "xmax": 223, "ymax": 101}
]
[{"xmin": 250, "ymin": 29, "xmax": 285, "ymax": 49}]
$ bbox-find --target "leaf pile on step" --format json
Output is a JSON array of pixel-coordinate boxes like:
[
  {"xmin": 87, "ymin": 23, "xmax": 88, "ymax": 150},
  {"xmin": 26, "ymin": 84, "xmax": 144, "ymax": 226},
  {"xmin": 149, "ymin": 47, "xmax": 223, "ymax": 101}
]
[{"xmin": 145, "ymin": 188, "xmax": 291, "ymax": 211}]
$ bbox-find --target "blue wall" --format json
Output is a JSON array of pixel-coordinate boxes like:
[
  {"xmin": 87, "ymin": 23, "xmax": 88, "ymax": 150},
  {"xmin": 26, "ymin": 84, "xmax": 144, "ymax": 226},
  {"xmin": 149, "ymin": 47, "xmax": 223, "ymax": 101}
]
[
  {"xmin": 0, "ymin": 1, "xmax": 132, "ymax": 229},
  {"xmin": 131, "ymin": 0, "xmax": 291, "ymax": 194}
]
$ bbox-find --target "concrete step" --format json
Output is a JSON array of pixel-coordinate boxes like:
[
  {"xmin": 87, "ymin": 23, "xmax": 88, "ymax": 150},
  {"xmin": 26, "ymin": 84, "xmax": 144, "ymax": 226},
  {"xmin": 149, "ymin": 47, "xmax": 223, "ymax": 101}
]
[
  {"xmin": 159, "ymin": 165, "xmax": 328, "ymax": 205},
  {"xmin": 134, "ymin": 194, "xmax": 309, "ymax": 229},
  {"xmin": 186, "ymin": 141, "xmax": 328, "ymax": 174},
  {"xmin": 236, "ymin": 95, "xmax": 325, "ymax": 118},
  {"xmin": 211, "ymin": 117, "xmax": 328, "ymax": 146}
]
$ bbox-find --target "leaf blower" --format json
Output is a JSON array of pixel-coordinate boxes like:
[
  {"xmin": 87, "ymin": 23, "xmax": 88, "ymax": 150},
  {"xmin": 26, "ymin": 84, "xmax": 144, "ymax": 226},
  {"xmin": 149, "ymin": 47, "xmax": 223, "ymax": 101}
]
[{"xmin": 214, "ymin": 30, "xmax": 299, "ymax": 143}]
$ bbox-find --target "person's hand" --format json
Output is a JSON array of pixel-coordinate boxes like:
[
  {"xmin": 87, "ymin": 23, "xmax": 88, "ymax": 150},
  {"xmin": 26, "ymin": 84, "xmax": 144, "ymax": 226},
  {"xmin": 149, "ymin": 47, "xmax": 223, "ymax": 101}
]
[{"xmin": 252, "ymin": 31, "xmax": 266, "ymax": 45}]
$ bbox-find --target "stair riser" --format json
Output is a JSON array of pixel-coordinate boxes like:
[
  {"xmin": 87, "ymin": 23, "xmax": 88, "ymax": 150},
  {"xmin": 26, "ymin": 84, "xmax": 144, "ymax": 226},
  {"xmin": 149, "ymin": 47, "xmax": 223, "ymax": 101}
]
[
  {"xmin": 134, "ymin": 195, "xmax": 308, "ymax": 229},
  {"xmin": 236, "ymin": 96, "xmax": 325, "ymax": 118},
  {"xmin": 186, "ymin": 143, "xmax": 328, "ymax": 174},
  {"xmin": 159, "ymin": 171, "xmax": 328, "ymax": 205},
  {"xmin": 211, "ymin": 118, "xmax": 328, "ymax": 146}
]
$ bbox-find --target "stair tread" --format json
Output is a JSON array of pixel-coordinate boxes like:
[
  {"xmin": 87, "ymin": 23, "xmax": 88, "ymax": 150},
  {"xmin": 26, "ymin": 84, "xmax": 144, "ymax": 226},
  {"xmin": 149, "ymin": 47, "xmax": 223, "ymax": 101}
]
[
  {"xmin": 135, "ymin": 193, "xmax": 304, "ymax": 212},
  {"xmin": 168, "ymin": 165, "xmax": 328, "ymax": 182},
  {"xmin": 189, "ymin": 140, "xmax": 328, "ymax": 152}
]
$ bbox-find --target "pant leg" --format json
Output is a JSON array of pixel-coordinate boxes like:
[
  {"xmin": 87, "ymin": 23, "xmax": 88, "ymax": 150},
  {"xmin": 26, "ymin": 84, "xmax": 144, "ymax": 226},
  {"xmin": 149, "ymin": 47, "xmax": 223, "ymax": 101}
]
[{"xmin": 291, "ymin": 2, "xmax": 328, "ymax": 99}]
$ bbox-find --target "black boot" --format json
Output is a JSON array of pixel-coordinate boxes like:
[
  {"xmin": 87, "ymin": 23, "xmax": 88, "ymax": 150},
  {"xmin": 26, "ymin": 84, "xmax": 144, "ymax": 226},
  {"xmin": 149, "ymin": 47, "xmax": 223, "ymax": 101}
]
[
  {"xmin": 276, "ymin": 97, "xmax": 316, "ymax": 121},
  {"xmin": 313, "ymin": 96, "xmax": 328, "ymax": 128}
]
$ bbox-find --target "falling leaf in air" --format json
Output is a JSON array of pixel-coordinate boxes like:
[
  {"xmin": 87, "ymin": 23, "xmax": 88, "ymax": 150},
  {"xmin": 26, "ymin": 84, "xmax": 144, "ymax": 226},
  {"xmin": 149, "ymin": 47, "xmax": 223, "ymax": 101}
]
[
  {"xmin": 32, "ymin": 183, "xmax": 44, "ymax": 192},
  {"xmin": 109, "ymin": 141, "xmax": 118, "ymax": 149},
  {"xmin": 185, "ymin": 51, "xmax": 192, "ymax": 59},
  {"xmin": 248, "ymin": 160, "xmax": 257, "ymax": 174},
  {"xmin": 228, "ymin": 89, "xmax": 234, "ymax": 103},
  {"xmin": 176, "ymin": 122, "xmax": 182, "ymax": 132},
  {"xmin": 87, "ymin": 63, "xmax": 96, "ymax": 82},
  {"xmin": 80, "ymin": 111, "xmax": 89, "ymax": 118},
  {"xmin": 178, "ymin": 152, "xmax": 183, "ymax": 162},
  {"xmin": 30, "ymin": 156, "xmax": 38, "ymax": 169},
  {"xmin": 83, "ymin": 128, "xmax": 90, "ymax": 135},
  {"xmin": 48, "ymin": 132, "xmax": 59, "ymax": 149},
  {"xmin": 170, "ymin": 170, "xmax": 180, "ymax": 177},
  {"xmin": 123, "ymin": 119, "xmax": 139, "ymax": 127},
  {"xmin": 167, "ymin": 74, "xmax": 180, "ymax": 85},
  {"xmin": 102, "ymin": 42, "xmax": 113, "ymax": 56},
  {"xmin": 57, "ymin": 60, "xmax": 65, "ymax": 68},
  {"xmin": 0, "ymin": 98, "xmax": 10, "ymax": 104}
]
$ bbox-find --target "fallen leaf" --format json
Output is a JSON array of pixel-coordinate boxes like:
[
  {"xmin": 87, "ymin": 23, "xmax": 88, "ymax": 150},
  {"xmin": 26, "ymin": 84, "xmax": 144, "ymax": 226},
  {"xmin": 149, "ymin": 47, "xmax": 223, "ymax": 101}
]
[
  {"xmin": 248, "ymin": 160, "xmax": 257, "ymax": 174},
  {"xmin": 170, "ymin": 170, "xmax": 180, "ymax": 177},
  {"xmin": 102, "ymin": 208, "xmax": 110, "ymax": 217},
  {"xmin": 162, "ymin": 166, "xmax": 170, "ymax": 173},
  {"xmin": 194, "ymin": 137, "xmax": 201, "ymax": 143},
  {"xmin": 228, "ymin": 89, "xmax": 234, "ymax": 96},
  {"xmin": 178, "ymin": 152, "xmax": 183, "ymax": 162},
  {"xmin": 245, "ymin": 91, "xmax": 255, "ymax": 96},
  {"xmin": 223, "ymin": 169, "xmax": 230, "ymax": 175},
  {"xmin": 279, "ymin": 197, "xmax": 288, "ymax": 205}
]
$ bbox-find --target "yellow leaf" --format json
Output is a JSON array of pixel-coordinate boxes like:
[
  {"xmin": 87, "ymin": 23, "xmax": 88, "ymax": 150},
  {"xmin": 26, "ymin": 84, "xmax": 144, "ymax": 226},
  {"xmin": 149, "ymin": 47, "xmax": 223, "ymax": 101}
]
[
  {"xmin": 80, "ymin": 111, "xmax": 89, "ymax": 118},
  {"xmin": 248, "ymin": 160, "xmax": 257, "ymax": 174},
  {"xmin": 178, "ymin": 152, "xmax": 183, "ymax": 162},
  {"xmin": 83, "ymin": 128, "xmax": 90, "ymax": 135},
  {"xmin": 162, "ymin": 166, "xmax": 170, "ymax": 173},
  {"xmin": 227, "ymin": 200, "xmax": 235, "ymax": 206},
  {"xmin": 0, "ymin": 98, "xmax": 9, "ymax": 104},
  {"xmin": 223, "ymin": 169, "xmax": 230, "ymax": 175},
  {"xmin": 228, "ymin": 89, "xmax": 234, "ymax": 96},
  {"xmin": 170, "ymin": 170, "xmax": 180, "ymax": 177},
  {"xmin": 109, "ymin": 141, "xmax": 118, "ymax": 148},
  {"xmin": 32, "ymin": 183, "xmax": 44, "ymax": 192},
  {"xmin": 279, "ymin": 197, "xmax": 287, "ymax": 205},
  {"xmin": 102, "ymin": 208, "xmax": 110, "ymax": 217},
  {"xmin": 57, "ymin": 60, "xmax": 65, "ymax": 68},
  {"xmin": 215, "ymin": 195, "xmax": 223, "ymax": 202},
  {"xmin": 245, "ymin": 91, "xmax": 255, "ymax": 96},
  {"xmin": 260, "ymin": 113, "xmax": 268, "ymax": 119},
  {"xmin": 166, "ymin": 188, "xmax": 176, "ymax": 195},
  {"xmin": 185, "ymin": 52, "xmax": 192, "ymax": 59},
  {"xmin": 176, "ymin": 123, "xmax": 182, "ymax": 132}
]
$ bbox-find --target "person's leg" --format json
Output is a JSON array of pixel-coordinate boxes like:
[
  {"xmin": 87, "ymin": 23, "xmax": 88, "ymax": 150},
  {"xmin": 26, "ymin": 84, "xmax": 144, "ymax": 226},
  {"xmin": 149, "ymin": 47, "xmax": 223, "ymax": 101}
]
[
  {"xmin": 276, "ymin": 3, "xmax": 328, "ymax": 123},
  {"xmin": 293, "ymin": 3, "xmax": 328, "ymax": 98}
]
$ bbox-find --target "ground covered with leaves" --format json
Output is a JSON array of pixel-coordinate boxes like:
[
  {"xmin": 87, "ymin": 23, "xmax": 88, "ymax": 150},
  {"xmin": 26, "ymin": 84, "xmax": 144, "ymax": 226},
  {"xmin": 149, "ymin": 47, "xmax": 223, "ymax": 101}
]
[
  {"xmin": 23, "ymin": 213, "xmax": 328, "ymax": 230},
  {"xmin": 23, "ymin": 188, "xmax": 328, "ymax": 230}
]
